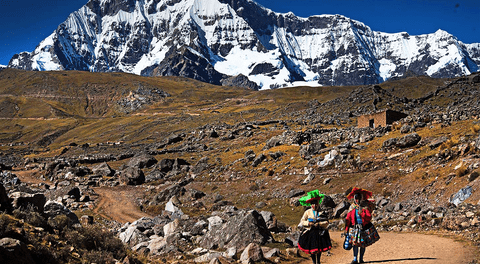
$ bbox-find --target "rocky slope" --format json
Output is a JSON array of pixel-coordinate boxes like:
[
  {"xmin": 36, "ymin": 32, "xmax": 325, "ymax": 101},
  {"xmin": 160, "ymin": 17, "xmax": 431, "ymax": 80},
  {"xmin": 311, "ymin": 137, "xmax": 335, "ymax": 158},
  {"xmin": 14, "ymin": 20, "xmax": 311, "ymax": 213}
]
[
  {"xmin": 7, "ymin": 0, "xmax": 480, "ymax": 89},
  {"xmin": 1, "ymin": 70, "xmax": 480, "ymax": 262}
]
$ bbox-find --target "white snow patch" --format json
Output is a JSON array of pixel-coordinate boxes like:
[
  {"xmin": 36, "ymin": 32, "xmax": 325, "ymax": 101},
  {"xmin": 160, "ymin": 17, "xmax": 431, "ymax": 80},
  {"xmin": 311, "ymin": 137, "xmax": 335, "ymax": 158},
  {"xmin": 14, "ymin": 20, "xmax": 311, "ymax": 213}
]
[
  {"xmin": 31, "ymin": 33, "xmax": 62, "ymax": 71},
  {"xmin": 214, "ymin": 46, "xmax": 293, "ymax": 89},
  {"xmin": 378, "ymin": 58, "xmax": 396, "ymax": 81},
  {"xmin": 289, "ymin": 81, "xmax": 322, "ymax": 87}
]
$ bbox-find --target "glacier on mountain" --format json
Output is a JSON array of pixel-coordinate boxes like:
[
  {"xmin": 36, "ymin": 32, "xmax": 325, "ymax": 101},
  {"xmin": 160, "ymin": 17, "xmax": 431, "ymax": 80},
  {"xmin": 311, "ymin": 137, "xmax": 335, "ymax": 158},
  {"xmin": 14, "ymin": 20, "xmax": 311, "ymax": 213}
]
[{"xmin": 7, "ymin": 0, "xmax": 480, "ymax": 89}]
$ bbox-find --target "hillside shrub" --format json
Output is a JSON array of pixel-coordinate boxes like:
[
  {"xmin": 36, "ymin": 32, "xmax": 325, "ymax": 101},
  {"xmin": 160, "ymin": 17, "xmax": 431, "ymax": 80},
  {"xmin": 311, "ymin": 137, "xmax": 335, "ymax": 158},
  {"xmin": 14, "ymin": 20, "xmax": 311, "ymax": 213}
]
[
  {"xmin": 65, "ymin": 225, "xmax": 127, "ymax": 261},
  {"xmin": 0, "ymin": 213, "xmax": 16, "ymax": 237},
  {"xmin": 13, "ymin": 207, "xmax": 47, "ymax": 228},
  {"xmin": 47, "ymin": 214, "xmax": 73, "ymax": 233}
]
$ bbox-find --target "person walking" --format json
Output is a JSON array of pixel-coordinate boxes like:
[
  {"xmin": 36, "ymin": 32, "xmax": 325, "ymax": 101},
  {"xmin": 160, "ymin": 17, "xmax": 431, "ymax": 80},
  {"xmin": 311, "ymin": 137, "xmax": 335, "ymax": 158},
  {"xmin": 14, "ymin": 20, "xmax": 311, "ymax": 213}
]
[
  {"xmin": 345, "ymin": 187, "xmax": 380, "ymax": 264},
  {"xmin": 298, "ymin": 190, "xmax": 332, "ymax": 264}
]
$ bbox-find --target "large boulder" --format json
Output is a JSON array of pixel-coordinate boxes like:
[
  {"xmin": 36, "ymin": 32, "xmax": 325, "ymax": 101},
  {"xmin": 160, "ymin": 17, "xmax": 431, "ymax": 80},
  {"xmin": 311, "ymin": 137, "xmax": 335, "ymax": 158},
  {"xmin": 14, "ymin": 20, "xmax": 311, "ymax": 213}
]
[
  {"xmin": 333, "ymin": 201, "xmax": 351, "ymax": 218},
  {"xmin": 43, "ymin": 200, "xmax": 79, "ymax": 224},
  {"xmin": 200, "ymin": 210, "xmax": 273, "ymax": 250},
  {"xmin": 252, "ymin": 154, "xmax": 266, "ymax": 167},
  {"xmin": 10, "ymin": 192, "xmax": 46, "ymax": 213},
  {"xmin": 119, "ymin": 225, "xmax": 149, "ymax": 246},
  {"xmin": 299, "ymin": 142, "xmax": 326, "ymax": 159},
  {"xmin": 0, "ymin": 238, "xmax": 35, "ymax": 264},
  {"xmin": 191, "ymin": 157, "xmax": 211, "ymax": 175},
  {"xmin": 127, "ymin": 153, "xmax": 157, "ymax": 169},
  {"xmin": 396, "ymin": 133, "xmax": 421, "ymax": 148},
  {"xmin": 260, "ymin": 211, "xmax": 277, "ymax": 231},
  {"xmin": 240, "ymin": 243, "xmax": 264, "ymax": 263},
  {"xmin": 45, "ymin": 186, "xmax": 83, "ymax": 203},
  {"xmin": 120, "ymin": 167, "xmax": 145, "ymax": 185},
  {"xmin": 318, "ymin": 149, "xmax": 340, "ymax": 167},
  {"xmin": 91, "ymin": 162, "xmax": 115, "ymax": 176},
  {"xmin": 158, "ymin": 159, "xmax": 175, "ymax": 173},
  {"xmin": 149, "ymin": 184, "xmax": 186, "ymax": 205}
]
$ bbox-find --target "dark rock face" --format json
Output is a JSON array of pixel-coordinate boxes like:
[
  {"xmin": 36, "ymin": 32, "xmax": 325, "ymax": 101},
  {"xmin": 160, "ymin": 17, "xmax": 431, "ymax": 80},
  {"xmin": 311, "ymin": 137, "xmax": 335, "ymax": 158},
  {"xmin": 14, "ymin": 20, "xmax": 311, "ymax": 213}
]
[
  {"xmin": 250, "ymin": 63, "xmax": 277, "ymax": 75},
  {"xmin": 220, "ymin": 74, "xmax": 260, "ymax": 90},
  {"xmin": 0, "ymin": 238, "xmax": 35, "ymax": 264},
  {"xmin": 11, "ymin": 192, "xmax": 46, "ymax": 213},
  {"xmin": 396, "ymin": 133, "xmax": 422, "ymax": 148},
  {"xmin": 120, "ymin": 167, "xmax": 145, "ymax": 185},
  {"xmin": 148, "ymin": 47, "xmax": 226, "ymax": 85},
  {"xmin": 200, "ymin": 210, "xmax": 273, "ymax": 250},
  {"xmin": 158, "ymin": 159, "xmax": 175, "ymax": 173}
]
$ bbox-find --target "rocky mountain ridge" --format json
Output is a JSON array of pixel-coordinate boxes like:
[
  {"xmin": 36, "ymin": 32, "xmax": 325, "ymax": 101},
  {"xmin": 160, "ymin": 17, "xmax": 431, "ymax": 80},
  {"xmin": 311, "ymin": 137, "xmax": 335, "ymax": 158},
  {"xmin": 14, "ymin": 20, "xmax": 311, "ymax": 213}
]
[{"xmin": 7, "ymin": 0, "xmax": 480, "ymax": 89}]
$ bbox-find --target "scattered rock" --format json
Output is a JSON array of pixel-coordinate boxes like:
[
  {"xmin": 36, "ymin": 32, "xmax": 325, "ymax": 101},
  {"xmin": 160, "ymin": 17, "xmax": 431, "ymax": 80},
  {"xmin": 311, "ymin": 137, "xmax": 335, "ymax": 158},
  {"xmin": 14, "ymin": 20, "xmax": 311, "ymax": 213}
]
[
  {"xmin": 120, "ymin": 167, "xmax": 145, "ymax": 185},
  {"xmin": 91, "ymin": 162, "xmax": 115, "ymax": 176},
  {"xmin": 240, "ymin": 243, "xmax": 264, "ymax": 263}
]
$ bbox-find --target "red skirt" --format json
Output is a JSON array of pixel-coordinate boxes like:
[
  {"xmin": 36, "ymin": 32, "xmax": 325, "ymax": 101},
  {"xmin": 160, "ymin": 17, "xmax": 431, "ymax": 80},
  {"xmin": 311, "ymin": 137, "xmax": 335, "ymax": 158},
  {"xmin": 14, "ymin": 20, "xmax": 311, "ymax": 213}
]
[{"xmin": 298, "ymin": 228, "xmax": 332, "ymax": 254}]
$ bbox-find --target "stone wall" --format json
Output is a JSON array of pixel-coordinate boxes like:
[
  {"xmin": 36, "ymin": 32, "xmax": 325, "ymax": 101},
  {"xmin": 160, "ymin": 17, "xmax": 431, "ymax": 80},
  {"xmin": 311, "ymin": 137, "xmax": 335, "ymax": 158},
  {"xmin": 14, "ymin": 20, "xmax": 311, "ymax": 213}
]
[{"xmin": 358, "ymin": 110, "xmax": 407, "ymax": 128}]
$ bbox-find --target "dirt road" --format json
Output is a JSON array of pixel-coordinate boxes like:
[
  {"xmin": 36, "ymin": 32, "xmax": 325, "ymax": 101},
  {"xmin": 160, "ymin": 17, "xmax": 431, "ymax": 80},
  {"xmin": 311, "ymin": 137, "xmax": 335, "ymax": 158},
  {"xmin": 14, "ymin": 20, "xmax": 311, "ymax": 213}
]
[
  {"xmin": 302, "ymin": 231, "xmax": 476, "ymax": 264},
  {"xmin": 93, "ymin": 186, "xmax": 151, "ymax": 223}
]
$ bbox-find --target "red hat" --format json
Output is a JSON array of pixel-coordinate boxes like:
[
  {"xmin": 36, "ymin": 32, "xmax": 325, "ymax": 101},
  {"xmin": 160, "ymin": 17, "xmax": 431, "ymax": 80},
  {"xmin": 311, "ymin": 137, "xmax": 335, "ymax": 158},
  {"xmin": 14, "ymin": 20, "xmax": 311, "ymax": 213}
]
[{"xmin": 347, "ymin": 187, "xmax": 373, "ymax": 200}]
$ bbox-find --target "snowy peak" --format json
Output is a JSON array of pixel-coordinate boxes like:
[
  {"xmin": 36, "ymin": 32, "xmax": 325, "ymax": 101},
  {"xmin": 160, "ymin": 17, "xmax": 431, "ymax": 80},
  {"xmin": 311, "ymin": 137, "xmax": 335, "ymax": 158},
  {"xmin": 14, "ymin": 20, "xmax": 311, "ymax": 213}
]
[{"xmin": 7, "ymin": 0, "xmax": 480, "ymax": 89}]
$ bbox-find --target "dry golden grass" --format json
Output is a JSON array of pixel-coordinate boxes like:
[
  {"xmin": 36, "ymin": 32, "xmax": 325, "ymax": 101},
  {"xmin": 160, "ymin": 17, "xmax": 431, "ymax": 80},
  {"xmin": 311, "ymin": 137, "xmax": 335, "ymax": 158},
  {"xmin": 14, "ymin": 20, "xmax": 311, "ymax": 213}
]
[{"xmin": 471, "ymin": 124, "xmax": 480, "ymax": 134}]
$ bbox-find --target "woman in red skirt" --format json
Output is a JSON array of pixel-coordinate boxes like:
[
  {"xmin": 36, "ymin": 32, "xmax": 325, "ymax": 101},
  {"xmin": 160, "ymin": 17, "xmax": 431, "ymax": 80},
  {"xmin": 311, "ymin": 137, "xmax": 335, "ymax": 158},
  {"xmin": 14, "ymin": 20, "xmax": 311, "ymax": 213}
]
[
  {"xmin": 298, "ymin": 190, "xmax": 332, "ymax": 264},
  {"xmin": 345, "ymin": 187, "xmax": 380, "ymax": 264}
]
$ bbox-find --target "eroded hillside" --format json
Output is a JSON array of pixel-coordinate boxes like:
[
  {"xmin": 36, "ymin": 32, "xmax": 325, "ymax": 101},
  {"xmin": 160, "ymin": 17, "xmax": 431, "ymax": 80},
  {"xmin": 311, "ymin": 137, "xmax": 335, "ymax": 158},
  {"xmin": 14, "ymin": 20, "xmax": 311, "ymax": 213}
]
[{"xmin": 0, "ymin": 69, "xmax": 480, "ymax": 263}]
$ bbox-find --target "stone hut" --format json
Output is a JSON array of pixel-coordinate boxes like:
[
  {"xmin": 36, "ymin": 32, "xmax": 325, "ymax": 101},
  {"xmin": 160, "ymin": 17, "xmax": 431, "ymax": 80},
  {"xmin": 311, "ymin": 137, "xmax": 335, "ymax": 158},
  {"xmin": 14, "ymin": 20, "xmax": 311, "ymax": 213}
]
[{"xmin": 358, "ymin": 110, "xmax": 408, "ymax": 128}]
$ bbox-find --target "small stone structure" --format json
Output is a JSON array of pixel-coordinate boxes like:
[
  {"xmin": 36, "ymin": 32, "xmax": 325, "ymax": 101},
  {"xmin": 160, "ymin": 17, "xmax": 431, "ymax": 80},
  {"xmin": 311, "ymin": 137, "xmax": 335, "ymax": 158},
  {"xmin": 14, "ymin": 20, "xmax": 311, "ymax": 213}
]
[{"xmin": 358, "ymin": 110, "xmax": 408, "ymax": 128}]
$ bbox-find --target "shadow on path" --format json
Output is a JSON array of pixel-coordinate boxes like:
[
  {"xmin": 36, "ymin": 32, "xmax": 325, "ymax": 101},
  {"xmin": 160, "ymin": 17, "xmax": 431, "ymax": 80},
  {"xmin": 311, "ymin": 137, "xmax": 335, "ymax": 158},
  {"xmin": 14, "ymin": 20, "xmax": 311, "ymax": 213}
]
[{"xmin": 365, "ymin": 257, "xmax": 436, "ymax": 263}]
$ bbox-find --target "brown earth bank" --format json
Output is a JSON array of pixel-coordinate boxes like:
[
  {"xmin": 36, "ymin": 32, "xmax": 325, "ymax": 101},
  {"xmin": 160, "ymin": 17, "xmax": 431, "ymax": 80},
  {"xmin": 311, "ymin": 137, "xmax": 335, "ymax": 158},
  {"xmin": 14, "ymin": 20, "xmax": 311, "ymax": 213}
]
[{"xmin": 300, "ymin": 232, "xmax": 476, "ymax": 264}]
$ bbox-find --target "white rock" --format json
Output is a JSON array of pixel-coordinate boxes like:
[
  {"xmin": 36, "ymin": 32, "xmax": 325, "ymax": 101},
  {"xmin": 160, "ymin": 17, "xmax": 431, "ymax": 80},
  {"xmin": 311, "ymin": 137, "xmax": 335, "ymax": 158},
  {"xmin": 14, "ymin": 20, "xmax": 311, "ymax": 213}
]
[{"xmin": 207, "ymin": 216, "xmax": 223, "ymax": 230}]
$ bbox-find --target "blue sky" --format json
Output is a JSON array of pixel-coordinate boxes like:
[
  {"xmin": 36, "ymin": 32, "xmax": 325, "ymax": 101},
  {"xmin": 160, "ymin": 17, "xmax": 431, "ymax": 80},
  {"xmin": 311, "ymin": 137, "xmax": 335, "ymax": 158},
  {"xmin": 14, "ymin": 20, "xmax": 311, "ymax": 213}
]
[{"xmin": 1, "ymin": 0, "xmax": 478, "ymax": 66}]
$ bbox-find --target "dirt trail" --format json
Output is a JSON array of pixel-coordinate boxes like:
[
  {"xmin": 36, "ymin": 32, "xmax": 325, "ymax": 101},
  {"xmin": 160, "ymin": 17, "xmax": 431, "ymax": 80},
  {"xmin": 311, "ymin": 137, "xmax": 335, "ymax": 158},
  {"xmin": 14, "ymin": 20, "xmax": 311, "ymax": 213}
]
[
  {"xmin": 14, "ymin": 171, "xmax": 478, "ymax": 263},
  {"xmin": 302, "ymin": 231, "xmax": 476, "ymax": 264},
  {"xmin": 93, "ymin": 186, "xmax": 151, "ymax": 223}
]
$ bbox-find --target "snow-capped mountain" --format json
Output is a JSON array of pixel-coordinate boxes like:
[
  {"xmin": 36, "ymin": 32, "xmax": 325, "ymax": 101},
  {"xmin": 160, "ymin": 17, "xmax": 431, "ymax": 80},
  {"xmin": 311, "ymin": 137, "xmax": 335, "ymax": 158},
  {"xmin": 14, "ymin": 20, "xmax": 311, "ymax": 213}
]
[{"xmin": 8, "ymin": 0, "xmax": 480, "ymax": 89}]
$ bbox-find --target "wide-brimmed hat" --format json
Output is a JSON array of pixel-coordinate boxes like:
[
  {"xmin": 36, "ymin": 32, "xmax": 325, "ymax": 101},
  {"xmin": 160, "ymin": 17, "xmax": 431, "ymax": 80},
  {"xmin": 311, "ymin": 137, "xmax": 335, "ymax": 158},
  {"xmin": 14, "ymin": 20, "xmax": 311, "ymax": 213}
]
[
  {"xmin": 299, "ymin": 189, "xmax": 325, "ymax": 206},
  {"xmin": 347, "ymin": 187, "xmax": 373, "ymax": 200}
]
